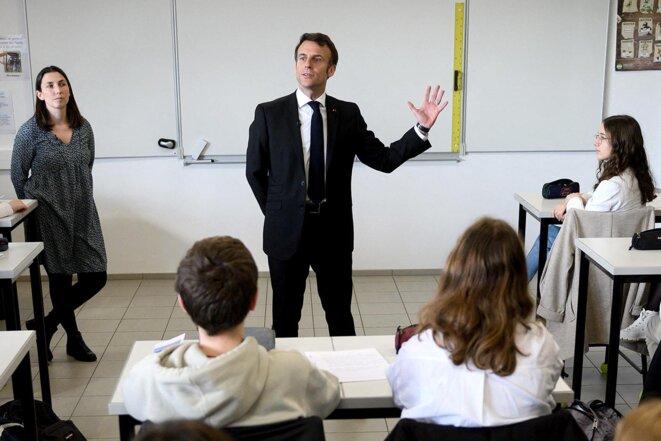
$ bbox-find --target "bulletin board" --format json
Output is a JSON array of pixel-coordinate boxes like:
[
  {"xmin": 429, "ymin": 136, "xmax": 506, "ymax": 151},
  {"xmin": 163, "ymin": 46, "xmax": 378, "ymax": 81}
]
[{"xmin": 615, "ymin": 0, "xmax": 661, "ymax": 70}]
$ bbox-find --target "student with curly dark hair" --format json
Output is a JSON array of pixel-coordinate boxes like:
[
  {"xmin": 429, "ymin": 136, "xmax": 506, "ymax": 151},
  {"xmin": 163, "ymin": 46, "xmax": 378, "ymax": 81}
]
[
  {"xmin": 527, "ymin": 115, "xmax": 656, "ymax": 280},
  {"xmin": 387, "ymin": 218, "xmax": 563, "ymax": 427}
]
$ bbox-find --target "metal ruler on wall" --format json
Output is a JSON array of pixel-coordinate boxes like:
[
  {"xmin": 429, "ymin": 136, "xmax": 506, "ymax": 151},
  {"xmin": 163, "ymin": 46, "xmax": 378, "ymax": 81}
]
[{"xmin": 451, "ymin": 1, "xmax": 466, "ymax": 153}]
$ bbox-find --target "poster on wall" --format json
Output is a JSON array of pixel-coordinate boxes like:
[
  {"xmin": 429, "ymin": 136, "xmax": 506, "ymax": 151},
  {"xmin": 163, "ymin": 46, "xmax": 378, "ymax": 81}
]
[
  {"xmin": 0, "ymin": 90, "xmax": 16, "ymax": 134},
  {"xmin": 0, "ymin": 35, "xmax": 29, "ymax": 80},
  {"xmin": 616, "ymin": 0, "xmax": 661, "ymax": 70}
]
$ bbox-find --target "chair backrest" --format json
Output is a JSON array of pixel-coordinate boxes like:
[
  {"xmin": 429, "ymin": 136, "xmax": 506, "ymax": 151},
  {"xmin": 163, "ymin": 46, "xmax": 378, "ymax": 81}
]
[
  {"xmin": 224, "ymin": 416, "xmax": 325, "ymax": 441},
  {"xmin": 244, "ymin": 327, "xmax": 276, "ymax": 350},
  {"xmin": 383, "ymin": 411, "xmax": 586, "ymax": 441},
  {"xmin": 538, "ymin": 206, "xmax": 655, "ymax": 359}
]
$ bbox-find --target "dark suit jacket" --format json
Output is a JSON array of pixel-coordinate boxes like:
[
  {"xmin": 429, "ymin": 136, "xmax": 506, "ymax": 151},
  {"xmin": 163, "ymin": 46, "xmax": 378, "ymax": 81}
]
[{"xmin": 246, "ymin": 92, "xmax": 431, "ymax": 260}]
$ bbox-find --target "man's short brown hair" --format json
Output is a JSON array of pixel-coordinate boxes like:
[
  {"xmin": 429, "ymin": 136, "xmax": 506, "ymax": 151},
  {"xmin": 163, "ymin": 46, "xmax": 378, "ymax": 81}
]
[
  {"xmin": 295, "ymin": 32, "xmax": 339, "ymax": 66},
  {"xmin": 175, "ymin": 236, "xmax": 258, "ymax": 335}
]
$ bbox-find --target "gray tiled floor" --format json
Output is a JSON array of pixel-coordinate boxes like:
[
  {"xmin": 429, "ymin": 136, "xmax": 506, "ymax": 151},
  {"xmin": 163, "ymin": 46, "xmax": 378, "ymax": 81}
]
[{"xmin": 0, "ymin": 275, "xmax": 647, "ymax": 440}]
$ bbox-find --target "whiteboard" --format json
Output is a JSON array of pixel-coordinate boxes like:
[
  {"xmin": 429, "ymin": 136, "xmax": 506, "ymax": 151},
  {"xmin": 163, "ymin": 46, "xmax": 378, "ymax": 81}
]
[
  {"xmin": 25, "ymin": 0, "xmax": 179, "ymax": 158},
  {"xmin": 465, "ymin": 0, "xmax": 609, "ymax": 152},
  {"xmin": 176, "ymin": 0, "xmax": 456, "ymax": 158}
]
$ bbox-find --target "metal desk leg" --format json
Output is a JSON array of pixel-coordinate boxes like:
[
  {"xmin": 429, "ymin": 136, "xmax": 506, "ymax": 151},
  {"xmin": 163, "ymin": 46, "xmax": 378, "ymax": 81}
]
[
  {"xmin": 29, "ymin": 259, "xmax": 51, "ymax": 406},
  {"xmin": 536, "ymin": 219, "xmax": 551, "ymax": 299},
  {"xmin": 119, "ymin": 415, "xmax": 138, "ymax": 441},
  {"xmin": 13, "ymin": 354, "xmax": 38, "ymax": 441},
  {"xmin": 1, "ymin": 279, "xmax": 20, "ymax": 331},
  {"xmin": 572, "ymin": 251, "xmax": 591, "ymax": 399},
  {"xmin": 605, "ymin": 277, "xmax": 624, "ymax": 407},
  {"xmin": 518, "ymin": 204, "xmax": 527, "ymax": 242}
]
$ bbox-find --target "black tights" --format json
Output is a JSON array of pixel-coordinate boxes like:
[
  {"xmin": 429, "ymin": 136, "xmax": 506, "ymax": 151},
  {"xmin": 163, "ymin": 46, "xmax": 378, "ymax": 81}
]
[{"xmin": 47, "ymin": 272, "xmax": 107, "ymax": 335}]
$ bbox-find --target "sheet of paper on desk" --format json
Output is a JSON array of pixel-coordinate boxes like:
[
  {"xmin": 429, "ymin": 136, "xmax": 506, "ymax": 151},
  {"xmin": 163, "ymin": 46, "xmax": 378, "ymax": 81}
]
[{"xmin": 304, "ymin": 348, "xmax": 389, "ymax": 382}]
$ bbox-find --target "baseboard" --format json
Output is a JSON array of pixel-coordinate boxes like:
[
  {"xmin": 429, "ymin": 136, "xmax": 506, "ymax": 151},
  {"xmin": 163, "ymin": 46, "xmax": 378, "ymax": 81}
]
[{"xmin": 17, "ymin": 269, "xmax": 441, "ymax": 283}]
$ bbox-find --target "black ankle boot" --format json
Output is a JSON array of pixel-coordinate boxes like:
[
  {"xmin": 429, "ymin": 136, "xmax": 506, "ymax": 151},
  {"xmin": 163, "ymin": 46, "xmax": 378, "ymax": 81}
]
[
  {"xmin": 25, "ymin": 317, "xmax": 57, "ymax": 362},
  {"xmin": 66, "ymin": 332, "xmax": 97, "ymax": 362}
]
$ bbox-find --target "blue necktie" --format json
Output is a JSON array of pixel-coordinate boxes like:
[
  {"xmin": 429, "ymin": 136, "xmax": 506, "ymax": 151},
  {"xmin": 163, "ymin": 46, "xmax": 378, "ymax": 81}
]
[{"xmin": 308, "ymin": 101, "xmax": 325, "ymax": 204}]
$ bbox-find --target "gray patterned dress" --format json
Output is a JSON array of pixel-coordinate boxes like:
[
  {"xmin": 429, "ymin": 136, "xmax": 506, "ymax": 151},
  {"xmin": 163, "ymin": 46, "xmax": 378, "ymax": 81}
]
[{"xmin": 11, "ymin": 117, "xmax": 107, "ymax": 274}]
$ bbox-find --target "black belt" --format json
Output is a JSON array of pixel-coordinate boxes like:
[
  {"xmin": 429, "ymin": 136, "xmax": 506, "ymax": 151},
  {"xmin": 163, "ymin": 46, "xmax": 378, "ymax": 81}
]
[{"xmin": 305, "ymin": 201, "xmax": 326, "ymax": 214}]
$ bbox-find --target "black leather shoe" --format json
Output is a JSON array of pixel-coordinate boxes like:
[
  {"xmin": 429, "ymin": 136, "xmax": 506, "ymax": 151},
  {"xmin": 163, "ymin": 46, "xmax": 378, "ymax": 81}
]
[
  {"xmin": 66, "ymin": 332, "xmax": 97, "ymax": 362},
  {"xmin": 26, "ymin": 318, "xmax": 55, "ymax": 362}
]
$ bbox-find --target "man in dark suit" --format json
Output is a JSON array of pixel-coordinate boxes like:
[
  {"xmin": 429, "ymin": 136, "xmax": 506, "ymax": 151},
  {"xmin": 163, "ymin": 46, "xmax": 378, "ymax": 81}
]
[{"xmin": 246, "ymin": 33, "xmax": 447, "ymax": 337}]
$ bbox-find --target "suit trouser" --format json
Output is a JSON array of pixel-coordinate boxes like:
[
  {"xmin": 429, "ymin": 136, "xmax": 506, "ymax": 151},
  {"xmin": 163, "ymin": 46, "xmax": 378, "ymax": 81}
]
[{"xmin": 268, "ymin": 209, "xmax": 356, "ymax": 337}]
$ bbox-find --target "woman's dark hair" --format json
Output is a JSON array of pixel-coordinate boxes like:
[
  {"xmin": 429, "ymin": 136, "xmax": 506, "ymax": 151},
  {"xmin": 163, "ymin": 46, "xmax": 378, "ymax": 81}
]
[
  {"xmin": 596, "ymin": 115, "xmax": 656, "ymax": 204},
  {"xmin": 34, "ymin": 65, "xmax": 84, "ymax": 131}
]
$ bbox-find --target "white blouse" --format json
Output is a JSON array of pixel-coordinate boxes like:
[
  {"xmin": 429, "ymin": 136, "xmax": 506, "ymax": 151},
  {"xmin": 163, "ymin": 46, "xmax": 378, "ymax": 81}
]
[
  {"xmin": 386, "ymin": 323, "xmax": 562, "ymax": 427},
  {"xmin": 566, "ymin": 168, "xmax": 642, "ymax": 212}
]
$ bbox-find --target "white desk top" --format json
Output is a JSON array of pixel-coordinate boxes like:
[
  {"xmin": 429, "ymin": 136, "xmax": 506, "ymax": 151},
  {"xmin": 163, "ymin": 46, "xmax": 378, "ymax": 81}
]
[
  {"xmin": 108, "ymin": 335, "xmax": 573, "ymax": 416},
  {"xmin": 514, "ymin": 192, "xmax": 565, "ymax": 219},
  {"xmin": 575, "ymin": 237, "xmax": 661, "ymax": 276},
  {"xmin": 0, "ymin": 242, "xmax": 44, "ymax": 282},
  {"xmin": 0, "ymin": 331, "xmax": 35, "ymax": 390},
  {"xmin": 0, "ymin": 200, "xmax": 38, "ymax": 229},
  {"xmin": 515, "ymin": 192, "xmax": 661, "ymax": 219}
]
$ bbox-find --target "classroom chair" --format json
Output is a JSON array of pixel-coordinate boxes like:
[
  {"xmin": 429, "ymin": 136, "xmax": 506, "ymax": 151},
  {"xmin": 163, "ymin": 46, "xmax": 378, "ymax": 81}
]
[
  {"xmin": 383, "ymin": 410, "xmax": 586, "ymax": 441},
  {"xmin": 538, "ymin": 207, "xmax": 654, "ymax": 372},
  {"xmin": 223, "ymin": 416, "xmax": 325, "ymax": 441}
]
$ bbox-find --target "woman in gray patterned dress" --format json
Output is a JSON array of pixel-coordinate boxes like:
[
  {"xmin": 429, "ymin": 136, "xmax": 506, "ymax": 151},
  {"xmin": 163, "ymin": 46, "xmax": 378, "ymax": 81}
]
[{"xmin": 11, "ymin": 66, "xmax": 107, "ymax": 362}]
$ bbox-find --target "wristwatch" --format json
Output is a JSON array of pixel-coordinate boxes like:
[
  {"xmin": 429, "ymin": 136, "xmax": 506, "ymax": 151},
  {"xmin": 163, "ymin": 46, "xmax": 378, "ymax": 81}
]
[{"xmin": 416, "ymin": 122, "xmax": 430, "ymax": 134}]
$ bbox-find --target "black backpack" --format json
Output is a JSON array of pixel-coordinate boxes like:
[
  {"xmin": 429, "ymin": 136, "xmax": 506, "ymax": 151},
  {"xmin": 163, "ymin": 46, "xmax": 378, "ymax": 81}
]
[{"xmin": 0, "ymin": 399, "xmax": 87, "ymax": 441}]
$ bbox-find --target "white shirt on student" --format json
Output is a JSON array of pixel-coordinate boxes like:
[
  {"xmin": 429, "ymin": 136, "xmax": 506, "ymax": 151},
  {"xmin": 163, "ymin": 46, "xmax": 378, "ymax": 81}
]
[{"xmin": 386, "ymin": 323, "xmax": 562, "ymax": 427}]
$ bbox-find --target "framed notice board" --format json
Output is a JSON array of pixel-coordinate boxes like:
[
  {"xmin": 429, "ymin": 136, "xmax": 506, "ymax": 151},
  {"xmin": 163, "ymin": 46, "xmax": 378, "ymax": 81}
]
[{"xmin": 615, "ymin": 0, "xmax": 661, "ymax": 70}]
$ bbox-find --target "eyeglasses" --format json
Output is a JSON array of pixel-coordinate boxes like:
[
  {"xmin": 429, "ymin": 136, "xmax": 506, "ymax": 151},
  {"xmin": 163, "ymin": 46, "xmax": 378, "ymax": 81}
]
[{"xmin": 594, "ymin": 133, "xmax": 610, "ymax": 143}]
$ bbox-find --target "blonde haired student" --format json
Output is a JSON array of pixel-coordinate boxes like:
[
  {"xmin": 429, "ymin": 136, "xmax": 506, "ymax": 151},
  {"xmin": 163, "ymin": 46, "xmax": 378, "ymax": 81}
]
[
  {"xmin": 614, "ymin": 400, "xmax": 661, "ymax": 441},
  {"xmin": 387, "ymin": 218, "xmax": 563, "ymax": 427}
]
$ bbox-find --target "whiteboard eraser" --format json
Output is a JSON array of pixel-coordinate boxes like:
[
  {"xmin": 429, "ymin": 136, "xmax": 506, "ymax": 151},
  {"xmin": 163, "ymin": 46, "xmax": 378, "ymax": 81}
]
[{"xmin": 192, "ymin": 138, "xmax": 209, "ymax": 160}]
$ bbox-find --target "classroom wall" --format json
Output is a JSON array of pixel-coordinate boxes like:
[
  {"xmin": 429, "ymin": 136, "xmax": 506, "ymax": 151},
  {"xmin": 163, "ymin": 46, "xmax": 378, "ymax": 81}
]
[{"xmin": 1, "ymin": 0, "xmax": 658, "ymax": 275}]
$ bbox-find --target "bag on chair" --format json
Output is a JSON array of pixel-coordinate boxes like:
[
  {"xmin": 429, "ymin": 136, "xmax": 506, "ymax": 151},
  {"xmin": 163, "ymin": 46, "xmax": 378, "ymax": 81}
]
[
  {"xmin": 395, "ymin": 324, "xmax": 418, "ymax": 354},
  {"xmin": 566, "ymin": 399, "xmax": 621, "ymax": 441}
]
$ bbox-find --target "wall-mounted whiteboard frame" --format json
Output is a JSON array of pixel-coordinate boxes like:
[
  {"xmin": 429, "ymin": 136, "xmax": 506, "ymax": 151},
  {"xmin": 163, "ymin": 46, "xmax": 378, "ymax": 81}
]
[
  {"xmin": 176, "ymin": 0, "xmax": 458, "ymax": 163},
  {"xmin": 24, "ymin": 0, "xmax": 180, "ymax": 159},
  {"xmin": 464, "ymin": 0, "xmax": 610, "ymax": 153}
]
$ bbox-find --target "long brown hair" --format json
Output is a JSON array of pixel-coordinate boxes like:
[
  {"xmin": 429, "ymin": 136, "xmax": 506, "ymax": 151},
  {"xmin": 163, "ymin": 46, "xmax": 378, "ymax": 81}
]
[
  {"xmin": 419, "ymin": 217, "xmax": 533, "ymax": 376},
  {"xmin": 34, "ymin": 66, "xmax": 84, "ymax": 131},
  {"xmin": 596, "ymin": 115, "xmax": 656, "ymax": 204}
]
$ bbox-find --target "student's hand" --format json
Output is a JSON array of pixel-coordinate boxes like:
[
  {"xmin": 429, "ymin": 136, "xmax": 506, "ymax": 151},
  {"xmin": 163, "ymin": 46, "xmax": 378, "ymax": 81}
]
[
  {"xmin": 552, "ymin": 202, "xmax": 567, "ymax": 221},
  {"xmin": 407, "ymin": 85, "xmax": 448, "ymax": 130},
  {"xmin": 9, "ymin": 199, "xmax": 27, "ymax": 213}
]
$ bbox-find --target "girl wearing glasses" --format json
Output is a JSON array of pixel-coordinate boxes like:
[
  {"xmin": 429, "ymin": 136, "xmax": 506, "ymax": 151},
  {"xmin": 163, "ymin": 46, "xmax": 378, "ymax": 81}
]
[
  {"xmin": 526, "ymin": 115, "xmax": 656, "ymax": 281},
  {"xmin": 11, "ymin": 66, "xmax": 107, "ymax": 363}
]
